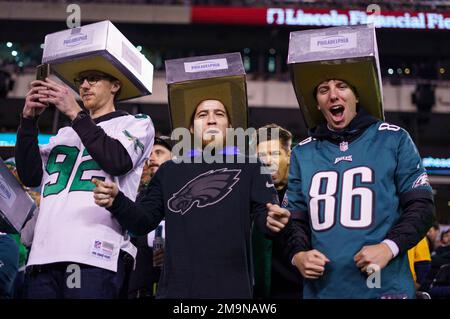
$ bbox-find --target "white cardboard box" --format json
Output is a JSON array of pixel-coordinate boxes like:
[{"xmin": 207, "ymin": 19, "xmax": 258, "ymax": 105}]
[
  {"xmin": 42, "ymin": 20, "xmax": 153, "ymax": 101},
  {"xmin": 165, "ymin": 52, "xmax": 248, "ymax": 130},
  {"xmin": 288, "ymin": 24, "xmax": 384, "ymax": 128},
  {"xmin": 0, "ymin": 159, "xmax": 35, "ymax": 234}
]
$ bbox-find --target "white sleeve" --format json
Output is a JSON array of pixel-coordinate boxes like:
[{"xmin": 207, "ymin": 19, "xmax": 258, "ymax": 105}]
[
  {"xmin": 112, "ymin": 114, "xmax": 155, "ymax": 168},
  {"xmin": 382, "ymin": 239, "xmax": 399, "ymax": 258}
]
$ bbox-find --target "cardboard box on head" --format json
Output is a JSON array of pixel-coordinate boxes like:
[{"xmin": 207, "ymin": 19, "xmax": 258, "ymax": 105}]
[
  {"xmin": 166, "ymin": 52, "xmax": 248, "ymax": 130},
  {"xmin": 288, "ymin": 24, "xmax": 384, "ymax": 129},
  {"xmin": 0, "ymin": 159, "xmax": 35, "ymax": 234},
  {"xmin": 42, "ymin": 20, "xmax": 154, "ymax": 101}
]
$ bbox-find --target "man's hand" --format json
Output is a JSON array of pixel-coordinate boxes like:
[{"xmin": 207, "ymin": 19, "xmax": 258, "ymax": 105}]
[
  {"xmin": 153, "ymin": 248, "xmax": 164, "ymax": 267},
  {"xmin": 34, "ymin": 78, "xmax": 82, "ymax": 120},
  {"xmin": 266, "ymin": 203, "xmax": 290, "ymax": 233},
  {"xmin": 23, "ymin": 84, "xmax": 49, "ymax": 119},
  {"xmin": 292, "ymin": 250, "xmax": 330, "ymax": 279},
  {"xmin": 92, "ymin": 178, "xmax": 119, "ymax": 208},
  {"xmin": 354, "ymin": 243, "xmax": 393, "ymax": 274}
]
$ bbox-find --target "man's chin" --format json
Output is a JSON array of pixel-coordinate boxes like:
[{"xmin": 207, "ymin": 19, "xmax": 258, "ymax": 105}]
[
  {"xmin": 82, "ymin": 100, "xmax": 95, "ymax": 109},
  {"xmin": 329, "ymin": 120, "xmax": 347, "ymax": 131},
  {"xmin": 202, "ymin": 135, "xmax": 225, "ymax": 148}
]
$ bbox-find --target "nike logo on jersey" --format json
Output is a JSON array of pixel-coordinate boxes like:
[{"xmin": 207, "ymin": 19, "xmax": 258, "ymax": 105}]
[
  {"xmin": 266, "ymin": 181, "xmax": 275, "ymax": 188},
  {"xmin": 334, "ymin": 155, "xmax": 353, "ymax": 164}
]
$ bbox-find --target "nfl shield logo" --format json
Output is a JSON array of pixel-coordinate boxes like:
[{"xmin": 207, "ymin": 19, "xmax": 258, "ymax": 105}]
[{"xmin": 339, "ymin": 141, "xmax": 348, "ymax": 152}]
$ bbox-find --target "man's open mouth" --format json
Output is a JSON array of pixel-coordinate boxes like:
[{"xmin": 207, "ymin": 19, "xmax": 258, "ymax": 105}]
[{"xmin": 330, "ymin": 105, "xmax": 345, "ymax": 117}]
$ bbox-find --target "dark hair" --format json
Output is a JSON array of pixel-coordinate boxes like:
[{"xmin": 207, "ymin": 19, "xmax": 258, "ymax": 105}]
[
  {"xmin": 255, "ymin": 123, "xmax": 292, "ymax": 152},
  {"xmin": 313, "ymin": 79, "xmax": 359, "ymax": 102},
  {"xmin": 108, "ymin": 76, "xmax": 121, "ymax": 101},
  {"xmin": 154, "ymin": 135, "xmax": 173, "ymax": 151},
  {"xmin": 441, "ymin": 229, "xmax": 450, "ymax": 241},
  {"xmin": 189, "ymin": 99, "xmax": 231, "ymax": 128}
]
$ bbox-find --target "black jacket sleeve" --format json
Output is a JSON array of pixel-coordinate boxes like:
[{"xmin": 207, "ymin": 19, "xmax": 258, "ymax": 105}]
[
  {"xmin": 71, "ymin": 113, "xmax": 133, "ymax": 176},
  {"xmin": 107, "ymin": 169, "xmax": 165, "ymax": 235},
  {"xmin": 15, "ymin": 116, "xmax": 43, "ymax": 187},
  {"xmin": 385, "ymin": 188, "xmax": 435, "ymax": 254},
  {"xmin": 251, "ymin": 163, "xmax": 279, "ymax": 238},
  {"xmin": 284, "ymin": 209, "xmax": 312, "ymax": 261}
]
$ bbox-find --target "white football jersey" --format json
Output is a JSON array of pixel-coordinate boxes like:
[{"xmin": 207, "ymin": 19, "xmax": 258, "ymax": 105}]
[{"xmin": 27, "ymin": 113, "xmax": 154, "ymax": 272}]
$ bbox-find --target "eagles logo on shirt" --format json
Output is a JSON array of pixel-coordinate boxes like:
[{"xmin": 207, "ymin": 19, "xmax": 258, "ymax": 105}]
[
  {"xmin": 168, "ymin": 168, "xmax": 241, "ymax": 215},
  {"xmin": 123, "ymin": 130, "xmax": 144, "ymax": 154}
]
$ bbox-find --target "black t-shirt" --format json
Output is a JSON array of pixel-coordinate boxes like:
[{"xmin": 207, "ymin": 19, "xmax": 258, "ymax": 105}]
[{"xmin": 109, "ymin": 154, "xmax": 277, "ymax": 298}]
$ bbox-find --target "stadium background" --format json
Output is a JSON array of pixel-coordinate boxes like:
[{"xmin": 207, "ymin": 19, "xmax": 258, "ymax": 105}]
[{"xmin": 0, "ymin": 0, "xmax": 449, "ymax": 225}]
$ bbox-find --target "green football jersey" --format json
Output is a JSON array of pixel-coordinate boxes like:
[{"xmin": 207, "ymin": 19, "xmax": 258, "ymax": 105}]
[{"xmin": 287, "ymin": 121, "xmax": 431, "ymax": 299}]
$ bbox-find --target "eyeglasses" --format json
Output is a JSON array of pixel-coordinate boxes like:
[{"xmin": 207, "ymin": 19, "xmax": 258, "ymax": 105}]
[{"xmin": 73, "ymin": 74, "xmax": 110, "ymax": 88}]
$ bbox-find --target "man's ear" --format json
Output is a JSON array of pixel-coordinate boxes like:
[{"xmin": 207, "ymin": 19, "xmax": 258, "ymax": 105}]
[
  {"xmin": 189, "ymin": 124, "xmax": 194, "ymax": 134},
  {"xmin": 111, "ymin": 80, "xmax": 121, "ymax": 94},
  {"xmin": 287, "ymin": 150, "xmax": 291, "ymax": 165}
]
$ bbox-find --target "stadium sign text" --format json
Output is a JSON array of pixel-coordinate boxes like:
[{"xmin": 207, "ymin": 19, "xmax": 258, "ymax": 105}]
[
  {"xmin": 266, "ymin": 8, "xmax": 450, "ymax": 30},
  {"xmin": 190, "ymin": 6, "xmax": 450, "ymax": 31}
]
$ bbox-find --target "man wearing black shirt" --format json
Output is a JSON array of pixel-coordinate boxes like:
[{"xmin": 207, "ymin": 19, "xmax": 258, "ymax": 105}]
[{"xmin": 93, "ymin": 98, "xmax": 290, "ymax": 298}]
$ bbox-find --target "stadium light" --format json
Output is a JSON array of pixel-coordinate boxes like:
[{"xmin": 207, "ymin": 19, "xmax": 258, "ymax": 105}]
[
  {"xmin": 244, "ymin": 56, "xmax": 251, "ymax": 72},
  {"xmin": 268, "ymin": 57, "xmax": 275, "ymax": 73}
]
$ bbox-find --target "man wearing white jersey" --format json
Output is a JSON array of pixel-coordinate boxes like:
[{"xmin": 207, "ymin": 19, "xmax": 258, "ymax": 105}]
[{"xmin": 15, "ymin": 70, "xmax": 154, "ymax": 298}]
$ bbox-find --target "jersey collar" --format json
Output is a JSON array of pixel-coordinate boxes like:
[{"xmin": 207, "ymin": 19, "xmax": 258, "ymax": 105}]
[{"xmin": 93, "ymin": 110, "xmax": 129, "ymax": 124}]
